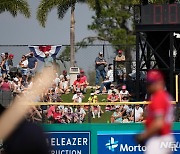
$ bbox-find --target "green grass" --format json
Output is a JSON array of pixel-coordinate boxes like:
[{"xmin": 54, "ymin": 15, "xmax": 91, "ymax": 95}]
[{"xmin": 61, "ymin": 89, "xmax": 113, "ymax": 123}]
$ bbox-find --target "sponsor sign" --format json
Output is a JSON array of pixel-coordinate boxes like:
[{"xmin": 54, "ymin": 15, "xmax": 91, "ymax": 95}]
[
  {"xmin": 98, "ymin": 131, "xmax": 180, "ymax": 154},
  {"xmin": 46, "ymin": 131, "xmax": 90, "ymax": 154}
]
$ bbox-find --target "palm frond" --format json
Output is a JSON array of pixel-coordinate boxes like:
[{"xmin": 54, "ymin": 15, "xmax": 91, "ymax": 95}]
[{"xmin": 0, "ymin": 0, "xmax": 30, "ymax": 18}]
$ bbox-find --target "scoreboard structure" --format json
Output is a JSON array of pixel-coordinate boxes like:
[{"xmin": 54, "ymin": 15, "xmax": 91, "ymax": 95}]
[{"xmin": 135, "ymin": 4, "xmax": 180, "ymax": 100}]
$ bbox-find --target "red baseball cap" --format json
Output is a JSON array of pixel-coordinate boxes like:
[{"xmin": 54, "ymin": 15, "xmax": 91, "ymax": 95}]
[
  {"xmin": 80, "ymin": 70, "xmax": 84, "ymax": 73},
  {"xmin": 146, "ymin": 70, "xmax": 164, "ymax": 84},
  {"xmin": 118, "ymin": 50, "xmax": 123, "ymax": 54},
  {"xmin": 9, "ymin": 54, "xmax": 14, "ymax": 58},
  {"xmin": 63, "ymin": 70, "xmax": 67, "ymax": 74}
]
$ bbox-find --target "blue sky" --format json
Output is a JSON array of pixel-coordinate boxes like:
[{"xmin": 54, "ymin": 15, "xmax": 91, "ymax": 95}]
[{"xmin": 0, "ymin": 1, "xmax": 96, "ymax": 45}]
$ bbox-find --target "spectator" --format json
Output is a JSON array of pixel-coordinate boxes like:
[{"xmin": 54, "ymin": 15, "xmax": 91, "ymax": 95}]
[
  {"xmin": 115, "ymin": 50, "xmax": 126, "ymax": 83},
  {"xmin": 111, "ymin": 106, "xmax": 123, "ymax": 123},
  {"xmin": 54, "ymin": 73, "xmax": 60, "ymax": 87},
  {"xmin": 73, "ymin": 74, "xmax": 82, "ymax": 93},
  {"xmin": 19, "ymin": 55, "xmax": 28, "ymax": 77},
  {"xmin": 72, "ymin": 90, "xmax": 84, "ymax": 103},
  {"xmin": 74, "ymin": 106, "xmax": 86, "ymax": 123},
  {"xmin": 95, "ymin": 52, "xmax": 107, "ymax": 86},
  {"xmin": 26, "ymin": 52, "xmax": 38, "ymax": 76},
  {"xmin": 65, "ymin": 107, "xmax": 74, "ymax": 123},
  {"xmin": 11, "ymin": 77, "xmax": 22, "ymax": 96},
  {"xmin": 0, "ymin": 77, "xmax": 11, "ymax": 91},
  {"xmin": 108, "ymin": 84, "xmax": 119, "ymax": 95},
  {"xmin": 60, "ymin": 70, "xmax": 70, "ymax": 82},
  {"xmin": 59, "ymin": 76, "xmax": 70, "ymax": 94},
  {"xmin": 130, "ymin": 104, "xmax": 144, "ymax": 122},
  {"xmin": 52, "ymin": 106, "xmax": 63, "ymax": 123},
  {"xmin": 44, "ymin": 52, "xmax": 53, "ymax": 67},
  {"xmin": 119, "ymin": 85, "xmax": 130, "ymax": 102},
  {"xmin": 106, "ymin": 91, "xmax": 119, "ymax": 111},
  {"xmin": 99, "ymin": 64, "xmax": 114, "ymax": 93},
  {"xmin": 7, "ymin": 54, "xmax": 14, "ymax": 68},
  {"xmin": 79, "ymin": 70, "xmax": 89, "ymax": 93},
  {"xmin": 47, "ymin": 105, "xmax": 56, "ymax": 123},
  {"xmin": 88, "ymin": 93, "xmax": 101, "ymax": 118},
  {"xmin": 1, "ymin": 53, "xmax": 8, "ymax": 78}
]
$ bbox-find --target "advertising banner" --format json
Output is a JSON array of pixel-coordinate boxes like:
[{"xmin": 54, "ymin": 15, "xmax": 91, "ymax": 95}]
[
  {"xmin": 46, "ymin": 131, "xmax": 91, "ymax": 154},
  {"xmin": 98, "ymin": 131, "xmax": 180, "ymax": 154}
]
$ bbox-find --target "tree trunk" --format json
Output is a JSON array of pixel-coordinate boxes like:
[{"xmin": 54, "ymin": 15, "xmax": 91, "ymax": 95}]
[{"xmin": 70, "ymin": 4, "xmax": 75, "ymax": 67}]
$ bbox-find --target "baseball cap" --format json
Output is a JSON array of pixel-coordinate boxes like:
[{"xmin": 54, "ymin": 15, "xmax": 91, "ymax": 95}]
[
  {"xmin": 110, "ymin": 84, "xmax": 115, "ymax": 87},
  {"xmin": 99, "ymin": 51, "xmax": 103, "ymax": 55},
  {"xmin": 147, "ymin": 70, "xmax": 164, "ymax": 84},
  {"xmin": 1, "ymin": 53, "xmax": 5, "ymax": 57},
  {"xmin": 118, "ymin": 50, "xmax": 123, "ymax": 54},
  {"xmin": 80, "ymin": 70, "xmax": 84, "ymax": 73},
  {"xmin": 90, "ymin": 93, "xmax": 94, "ymax": 96},
  {"xmin": 9, "ymin": 54, "xmax": 14, "ymax": 58},
  {"xmin": 13, "ymin": 77, "xmax": 19, "ymax": 82},
  {"xmin": 122, "ymin": 85, "xmax": 126, "ymax": 90}
]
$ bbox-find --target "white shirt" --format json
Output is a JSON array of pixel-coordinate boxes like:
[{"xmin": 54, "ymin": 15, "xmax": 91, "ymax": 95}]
[
  {"xmin": 106, "ymin": 70, "xmax": 114, "ymax": 82},
  {"xmin": 134, "ymin": 107, "xmax": 143, "ymax": 121},
  {"xmin": 119, "ymin": 90, "xmax": 129, "ymax": 99},
  {"xmin": 75, "ymin": 108, "xmax": 86, "ymax": 115},
  {"xmin": 72, "ymin": 94, "xmax": 83, "ymax": 103},
  {"xmin": 22, "ymin": 59, "xmax": 28, "ymax": 68},
  {"xmin": 124, "ymin": 105, "xmax": 133, "ymax": 114}
]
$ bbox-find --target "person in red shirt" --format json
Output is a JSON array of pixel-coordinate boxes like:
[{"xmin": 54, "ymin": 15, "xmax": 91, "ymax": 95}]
[
  {"xmin": 53, "ymin": 106, "xmax": 63, "ymax": 123},
  {"xmin": 106, "ymin": 91, "xmax": 119, "ymax": 111},
  {"xmin": 0, "ymin": 77, "xmax": 11, "ymax": 91},
  {"xmin": 80, "ymin": 70, "xmax": 89, "ymax": 93},
  {"xmin": 136, "ymin": 70, "xmax": 174, "ymax": 154},
  {"xmin": 73, "ymin": 74, "xmax": 83, "ymax": 93}
]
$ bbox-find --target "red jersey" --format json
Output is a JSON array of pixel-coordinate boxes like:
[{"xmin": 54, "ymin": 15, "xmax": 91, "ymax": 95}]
[
  {"xmin": 73, "ymin": 79, "xmax": 83, "ymax": 88},
  {"xmin": 145, "ymin": 90, "xmax": 173, "ymax": 135}
]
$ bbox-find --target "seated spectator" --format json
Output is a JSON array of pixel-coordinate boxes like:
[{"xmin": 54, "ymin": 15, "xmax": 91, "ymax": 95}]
[
  {"xmin": 108, "ymin": 84, "xmax": 119, "ymax": 95},
  {"xmin": 72, "ymin": 90, "xmax": 84, "ymax": 103},
  {"xmin": 19, "ymin": 55, "xmax": 28, "ymax": 78},
  {"xmin": 79, "ymin": 70, "xmax": 89, "ymax": 93},
  {"xmin": 26, "ymin": 52, "xmax": 38, "ymax": 76},
  {"xmin": 129, "ymin": 104, "xmax": 144, "ymax": 122},
  {"xmin": 111, "ymin": 106, "xmax": 123, "ymax": 123},
  {"xmin": 60, "ymin": 70, "xmax": 70, "ymax": 82},
  {"xmin": 106, "ymin": 91, "xmax": 119, "ymax": 111},
  {"xmin": 99, "ymin": 64, "xmax": 113, "ymax": 94},
  {"xmin": 64, "ymin": 107, "xmax": 74, "ymax": 123},
  {"xmin": 119, "ymin": 85, "xmax": 130, "ymax": 102},
  {"xmin": 52, "ymin": 106, "xmax": 63, "ymax": 123},
  {"xmin": 74, "ymin": 106, "xmax": 86, "ymax": 123},
  {"xmin": 47, "ymin": 105, "xmax": 56, "ymax": 123},
  {"xmin": 88, "ymin": 93, "xmax": 101, "ymax": 118},
  {"xmin": 0, "ymin": 77, "xmax": 11, "ymax": 91},
  {"xmin": 59, "ymin": 76, "xmax": 70, "ymax": 94},
  {"xmin": 73, "ymin": 74, "xmax": 82, "ymax": 93}
]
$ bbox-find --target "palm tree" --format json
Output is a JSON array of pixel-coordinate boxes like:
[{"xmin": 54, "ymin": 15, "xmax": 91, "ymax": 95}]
[
  {"xmin": 0, "ymin": 0, "xmax": 31, "ymax": 18},
  {"xmin": 37, "ymin": 0, "xmax": 101, "ymax": 67}
]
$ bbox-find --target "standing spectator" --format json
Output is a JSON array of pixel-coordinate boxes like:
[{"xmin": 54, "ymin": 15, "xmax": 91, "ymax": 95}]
[
  {"xmin": 0, "ymin": 77, "xmax": 11, "ymax": 91},
  {"xmin": 106, "ymin": 91, "xmax": 119, "ymax": 111},
  {"xmin": 95, "ymin": 52, "xmax": 107, "ymax": 86},
  {"xmin": 99, "ymin": 64, "xmax": 114, "ymax": 93},
  {"xmin": 80, "ymin": 70, "xmax": 89, "ymax": 93},
  {"xmin": 44, "ymin": 52, "xmax": 53, "ymax": 67},
  {"xmin": 1, "ymin": 53, "xmax": 8, "ymax": 78},
  {"xmin": 72, "ymin": 90, "xmax": 84, "ymax": 103},
  {"xmin": 130, "ymin": 104, "xmax": 144, "ymax": 122},
  {"xmin": 73, "ymin": 74, "xmax": 82, "ymax": 93},
  {"xmin": 19, "ymin": 55, "xmax": 28, "ymax": 77},
  {"xmin": 26, "ymin": 52, "xmax": 38, "ymax": 76},
  {"xmin": 119, "ymin": 85, "xmax": 130, "ymax": 102},
  {"xmin": 115, "ymin": 50, "xmax": 126, "ymax": 83},
  {"xmin": 7, "ymin": 54, "xmax": 14, "ymax": 68}
]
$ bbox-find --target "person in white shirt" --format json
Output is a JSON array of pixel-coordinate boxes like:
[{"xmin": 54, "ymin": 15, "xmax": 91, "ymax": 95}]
[
  {"xmin": 72, "ymin": 91, "xmax": 84, "ymax": 103},
  {"xmin": 130, "ymin": 104, "xmax": 144, "ymax": 122},
  {"xmin": 99, "ymin": 64, "xmax": 113, "ymax": 93},
  {"xmin": 108, "ymin": 84, "xmax": 119, "ymax": 95},
  {"xmin": 19, "ymin": 55, "xmax": 28, "ymax": 76}
]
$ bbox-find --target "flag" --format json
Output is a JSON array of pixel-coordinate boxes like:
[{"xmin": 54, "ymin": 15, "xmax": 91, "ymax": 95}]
[{"xmin": 29, "ymin": 45, "xmax": 62, "ymax": 62}]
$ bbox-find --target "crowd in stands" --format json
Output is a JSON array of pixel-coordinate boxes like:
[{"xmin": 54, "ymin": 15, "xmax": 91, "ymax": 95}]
[{"xmin": 0, "ymin": 50, "xmax": 146, "ymax": 124}]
